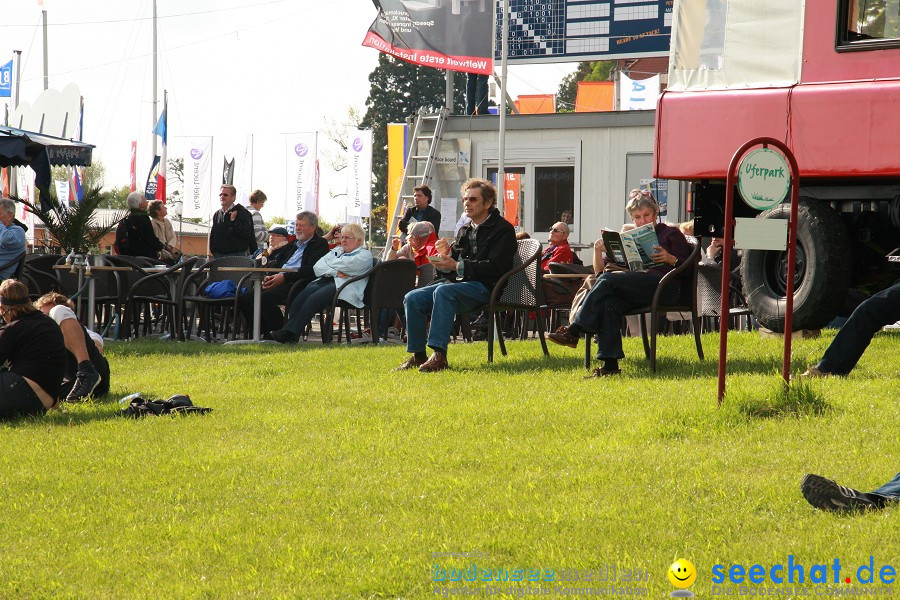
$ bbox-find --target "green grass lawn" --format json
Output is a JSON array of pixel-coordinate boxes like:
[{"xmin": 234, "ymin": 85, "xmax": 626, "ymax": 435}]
[{"xmin": 0, "ymin": 330, "xmax": 897, "ymax": 598}]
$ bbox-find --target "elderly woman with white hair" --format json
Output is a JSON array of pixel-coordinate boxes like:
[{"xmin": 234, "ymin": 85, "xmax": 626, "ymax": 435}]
[
  {"xmin": 548, "ymin": 189, "xmax": 693, "ymax": 376},
  {"xmin": 268, "ymin": 223, "xmax": 373, "ymax": 344},
  {"xmin": 117, "ymin": 192, "xmax": 164, "ymax": 259}
]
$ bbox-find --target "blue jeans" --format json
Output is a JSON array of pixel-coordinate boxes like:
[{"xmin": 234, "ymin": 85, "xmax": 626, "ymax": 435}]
[
  {"xmin": 817, "ymin": 282, "xmax": 900, "ymax": 375},
  {"xmin": 572, "ymin": 270, "xmax": 679, "ymax": 361},
  {"xmin": 872, "ymin": 472, "xmax": 900, "ymax": 499},
  {"xmin": 404, "ymin": 280, "xmax": 490, "ymax": 354}
]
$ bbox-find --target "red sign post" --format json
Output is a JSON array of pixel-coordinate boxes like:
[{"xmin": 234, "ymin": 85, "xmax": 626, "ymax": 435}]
[{"xmin": 718, "ymin": 138, "xmax": 800, "ymax": 405}]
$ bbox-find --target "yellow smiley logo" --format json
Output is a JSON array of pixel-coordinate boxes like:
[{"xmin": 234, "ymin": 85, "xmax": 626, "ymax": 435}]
[{"xmin": 668, "ymin": 559, "xmax": 697, "ymax": 588}]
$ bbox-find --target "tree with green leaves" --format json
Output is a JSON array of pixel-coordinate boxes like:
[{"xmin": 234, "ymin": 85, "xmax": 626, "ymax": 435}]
[
  {"xmin": 361, "ymin": 54, "xmax": 465, "ymax": 243},
  {"xmin": 556, "ymin": 61, "xmax": 616, "ymax": 113}
]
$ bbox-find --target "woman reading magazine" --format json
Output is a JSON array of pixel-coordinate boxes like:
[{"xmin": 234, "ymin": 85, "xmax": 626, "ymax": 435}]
[{"xmin": 548, "ymin": 189, "xmax": 693, "ymax": 377}]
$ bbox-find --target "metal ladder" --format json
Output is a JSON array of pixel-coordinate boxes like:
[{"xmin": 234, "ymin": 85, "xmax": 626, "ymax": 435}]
[{"xmin": 382, "ymin": 107, "xmax": 449, "ymax": 260}]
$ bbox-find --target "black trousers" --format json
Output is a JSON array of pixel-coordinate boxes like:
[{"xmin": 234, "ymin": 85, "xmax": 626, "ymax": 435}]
[
  {"xmin": 0, "ymin": 371, "xmax": 46, "ymax": 420},
  {"xmin": 238, "ymin": 283, "xmax": 293, "ymax": 335}
]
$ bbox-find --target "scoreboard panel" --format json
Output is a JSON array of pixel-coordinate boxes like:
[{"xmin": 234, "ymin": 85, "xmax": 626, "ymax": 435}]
[{"xmin": 495, "ymin": 0, "xmax": 672, "ymax": 63}]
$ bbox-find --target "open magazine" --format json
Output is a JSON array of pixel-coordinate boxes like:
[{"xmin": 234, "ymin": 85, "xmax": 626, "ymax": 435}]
[{"xmin": 601, "ymin": 223, "xmax": 662, "ymax": 271}]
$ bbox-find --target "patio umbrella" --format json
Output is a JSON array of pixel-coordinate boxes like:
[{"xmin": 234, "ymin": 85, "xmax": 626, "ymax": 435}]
[{"xmin": 0, "ymin": 126, "xmax": 95, "ymax": 211}]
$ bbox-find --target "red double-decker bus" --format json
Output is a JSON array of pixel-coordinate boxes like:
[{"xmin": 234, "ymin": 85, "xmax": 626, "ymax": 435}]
[{"xmin": 655, "ymin": 0, "xmax": 900, "ymax": 331}]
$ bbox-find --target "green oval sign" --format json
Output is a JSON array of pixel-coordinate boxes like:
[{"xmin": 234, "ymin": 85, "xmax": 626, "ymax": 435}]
[{"xmin": 738, "ymin": 148, "xmax": 790, "ymax": 210}]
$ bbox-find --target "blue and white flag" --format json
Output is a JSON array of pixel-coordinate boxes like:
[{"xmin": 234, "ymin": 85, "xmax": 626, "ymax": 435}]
[{"xmin": 0, "ymin": 61, "xmax": 12, "ymax": 98}]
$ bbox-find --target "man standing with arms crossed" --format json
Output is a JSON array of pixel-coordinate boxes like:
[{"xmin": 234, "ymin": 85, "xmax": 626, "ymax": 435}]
[
  {"xmin": 394, "ymin": 178, "xmax": 516, "ymax": 372},
  {"xmin": 208, "ymin": 184, "xmax": 253, "ymax": 258}
]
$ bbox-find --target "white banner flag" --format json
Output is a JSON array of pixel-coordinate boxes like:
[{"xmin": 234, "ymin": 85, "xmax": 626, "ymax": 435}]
[
  {"xmin": 619, "ymin": 73, "xmax": 660, "ymax": 111},
  {"xmin": 54, "ymin": 180, "xmax": 70, "ymax": 207},
  {"xmin": 346, "ymin": 129, "xmax": 372, "ymax": 219},
  {"xmin": 284, "ymin": 132, "xmax": 318, "ymax": 220},
  {"xmin": 182, "ymin": 137, "xmax": 214, "ymax": 220},
  {"xmin": 16, "ymin": 168, "xmax": 35, "ymax": 244}
]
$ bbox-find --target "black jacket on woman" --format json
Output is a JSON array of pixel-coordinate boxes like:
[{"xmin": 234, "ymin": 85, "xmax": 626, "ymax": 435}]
[{"xmin": 120, "ymin": 210, "xmax": 164, "ymax": 259}]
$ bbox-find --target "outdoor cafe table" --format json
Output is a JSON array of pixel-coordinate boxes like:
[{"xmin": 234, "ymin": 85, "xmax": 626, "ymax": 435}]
[
  {"xmin": 53, "ymin": 264, "xmax": 133, "ymax": 332},
  {"xmin": 218, "ymin": 266, "xmax": 297, "ymax": 344}
]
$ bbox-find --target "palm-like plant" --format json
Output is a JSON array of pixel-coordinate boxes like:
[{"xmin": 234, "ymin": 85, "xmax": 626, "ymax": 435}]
[{"xmin": 16, "ymin": 186, "xmax": 126, "ymax": 254}]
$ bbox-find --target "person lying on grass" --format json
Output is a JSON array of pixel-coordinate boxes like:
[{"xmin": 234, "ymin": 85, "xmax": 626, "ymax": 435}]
[
  {"xmin": 267, "ymin": 223, "xmax": 373, "ymax": 344},
  {"xmin": 802, "ymin": 472, "xmax": 900, "ymax": 511},
  {"xmin": 35, "ymin": 292, "xmax": 109, "ymax": 402},
  {"xmin": 547, "ymin": 189, "xmax": 693, "ymax": 377},
  {"xmin": 0, "ymin": 279, "xmax": 66, "ymax": 419}
]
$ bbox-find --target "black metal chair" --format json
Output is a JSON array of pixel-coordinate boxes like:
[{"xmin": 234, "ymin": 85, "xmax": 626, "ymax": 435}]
[
  {"xmin": 328, "ymin": 258, "xmax": 418, "ymax": 345},
  {"xmin": 697, "ymin": 262, "xmax": 754, "ymax": 332},
  {"xmin": 180, "ymin": 256, "xmax": 255, "ymax": 341},
  {"xmin": 0, "ymin": 251, "xmax": 27, "ymax": 286},
  {"xmin": 122, "ymin": 258, "xmax": 199, "ymax": 340},
  {"xmin": 583, "ymin": 238, "xmax": 704, "ymax": 372},
  {"xmin": 459, "ymin": 238, "xmax": 550, "ymax": 363}
]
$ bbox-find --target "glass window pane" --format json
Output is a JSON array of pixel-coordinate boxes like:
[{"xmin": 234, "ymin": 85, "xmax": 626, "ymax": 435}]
[{"xmin": 534, "ymin": 166, "xmax": 575, "ymax": 234}]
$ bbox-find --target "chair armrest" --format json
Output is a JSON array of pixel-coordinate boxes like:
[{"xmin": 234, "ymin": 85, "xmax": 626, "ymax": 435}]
[{"xmin": 651, "ymin": 237, "xmax": 701, "ymax": 308}]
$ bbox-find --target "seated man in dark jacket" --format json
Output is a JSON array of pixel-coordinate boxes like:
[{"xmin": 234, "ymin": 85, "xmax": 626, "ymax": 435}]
[
  {"xmin": 237, "ymin": 211, "xmax": 330, "ymax": 335},
  {"xmin": 395, "ymin": 178, "xmax": 516, "ymax": 373},
  {"xmin": 119, "ymin": 192, "xmax": 164, "ymax": 259}
]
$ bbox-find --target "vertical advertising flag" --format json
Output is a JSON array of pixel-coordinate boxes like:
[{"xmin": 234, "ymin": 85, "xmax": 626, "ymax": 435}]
[
  {"xmin": 54, "ymin": 180, "xmax": 71, "ymax": 210},
  {"xmin": 182, "ymin": 137, "xmax": 213, "ymax": 220},
  {"xmin": 346, "ymin": 129, "xmax": 373, "ymax": 219},
  {"xmin": 144, "ymin": 156, "xmax": 161, "ymax": 201},
  {"xmin": 16, "ymin": 168, "xmax": 35, "ymax": 244},
  {"xmin": 284, "ymin": 133, "xmax": 318, "ymax": 219},
  {"xmin": 129, "ymin": 141, "xmax": 137, "ymax": 192},
  {"xmin": 619, "ymin": 73, "xmax": 661, "ymax": 111},
  {"xmin": 222, "ymin": 157, "xmax": 235, "ymax": 185},
  {"xmin": 1, "ymin": 168, "xmax": 8, "ymax": 197},
  {"xmin": 0, "ymin": 60, "xmax": 12, "ymax": 97},
  {"xmin": 362, "ymin": 0, "xmax": 493, "ymax": 75},
  {"xmin": 386, "ymin": 123, "xmax": 408, "ymax": 234},
  {"xmin": 152, "ymin": 108, "xmax": 167, "ymax": 201}
]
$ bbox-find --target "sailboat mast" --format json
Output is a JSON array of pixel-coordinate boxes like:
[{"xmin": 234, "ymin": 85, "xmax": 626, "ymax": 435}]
[{"xmin": 152, "ymin": 0, "xmax": 158, "ymax": 158}]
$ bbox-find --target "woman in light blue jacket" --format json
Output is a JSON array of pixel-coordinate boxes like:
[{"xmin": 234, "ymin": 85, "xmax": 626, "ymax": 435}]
[{"xmin": 268, "ymin": 223, "xmax": 373, "ymax": 344}]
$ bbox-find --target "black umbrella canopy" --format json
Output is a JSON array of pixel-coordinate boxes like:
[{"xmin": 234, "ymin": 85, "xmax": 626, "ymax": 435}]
[{"xmin": 0, "ymin": 126, "xmax": 95, "ymax": 208}]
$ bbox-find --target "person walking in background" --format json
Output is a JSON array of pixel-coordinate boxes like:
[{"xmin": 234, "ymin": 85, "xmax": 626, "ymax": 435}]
[
  {"xmin": 208, "ymin": 184, "xmax": 253, "ymax": 258},
  {"xmin": 801, "ymin": 281, "xmax": 900, "ymax": 377},
  {"xmin": 246, "ymin": 189, "xmax": 268, "ymax": 256},
  {"xmin": 398, "ymin": 185, "xmax": 442, "ymax": 236},
  {"xmin": 119, "ymin": 192, "xmax": 164, "ymax": 259},
  {"xmin": 148, "ymin": 200, "xmax": 180, "ymax": 264}
]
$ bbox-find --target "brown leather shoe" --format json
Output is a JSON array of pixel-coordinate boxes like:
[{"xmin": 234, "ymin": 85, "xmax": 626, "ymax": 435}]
[
  {"xmin": 583, "ymin": 366, "xmax": 622, "ymax": 378},
  {"xmin": 418, "ymin": 351, "xmax": 449, "ymax": 373},
  {"xmin": 548, "ymin": 326, "xmax": 579, "ymax": 348},
  {"xmin": 393, "ymin": 355, "xmax": 426, "ymax": 371}
]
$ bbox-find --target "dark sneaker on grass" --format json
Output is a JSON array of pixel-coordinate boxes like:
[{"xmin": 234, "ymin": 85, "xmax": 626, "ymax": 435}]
[
  {"xmin": 65, "ymin": 361, "xmax": 102, "ymax": 402},
  {"xmin": 418, "ymin": 351, "xmax": 449, "ymax": 373},
  {"xmin": 269, "ymin": 329, "xmax": 298, "ymax": 344},
  {"xmin": 801, "ymin": 474, "xmax": 883, "ymax": 511},
  {"xmin": 393, "ymin": 355, "xmax": 426, "ymax": 371}
]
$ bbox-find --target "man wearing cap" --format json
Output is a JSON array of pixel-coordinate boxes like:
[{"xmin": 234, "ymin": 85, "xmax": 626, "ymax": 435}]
[
  {"xmin": 388, "ymin": 221, "xmax": 439, "ymax": 267},
  {"xmin": 257, "ymin": 225, "xmax": 295, "ymax": 267},
  {"xmin": 237, "ymin": 211, "xmax": 329, "ymax": 335}
]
